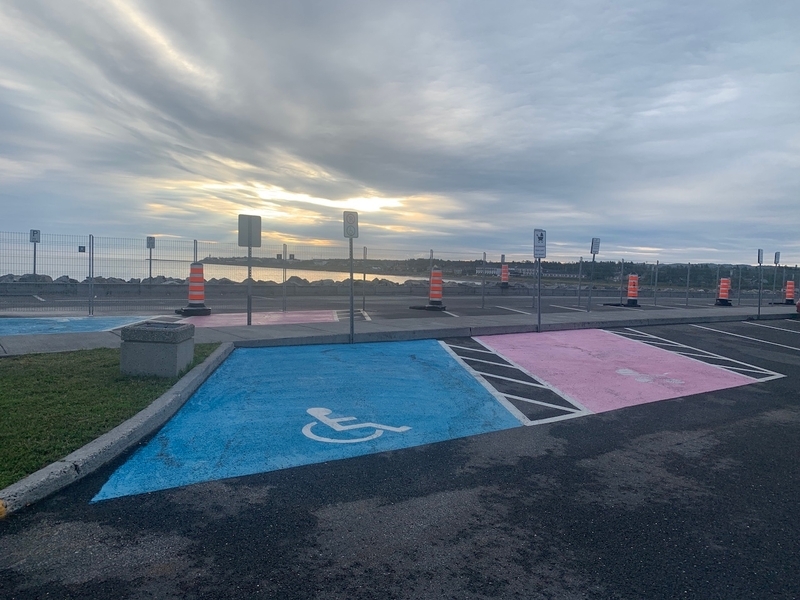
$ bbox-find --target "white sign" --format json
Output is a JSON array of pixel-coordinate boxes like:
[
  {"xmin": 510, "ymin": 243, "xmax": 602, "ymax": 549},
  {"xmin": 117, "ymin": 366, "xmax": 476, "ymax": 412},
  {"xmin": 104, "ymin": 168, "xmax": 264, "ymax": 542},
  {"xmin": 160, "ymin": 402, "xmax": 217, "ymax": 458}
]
[
  {"xmin": 146, "ymin": 236, "xmax": 155, "ymax": 249},
  {"xmin": 534, "ymin": 229, "xmax": 546, "ymax": 259},
  {"xmin": 238, "ymin": 214, "xmax": 262, "ymax": 247},
  {"xmin": 591, "ymin": 237, "xmax": 600, "ymax": 255},
  {"xmin": 302, "ymin": 407, "xmax": 409, "ymax": 444},
  {"xmin": 775, "ymin": 251, "xmax": 780, "ymax": 265},
  {"xmin": 29, "ymin": 229, "xmax": 40, "ymax": 243},
  {"xmin": 343, "ymin": 211, "xmax": 359, "ymax": 238},
  {"xmin": 758, "ymin": 249, "xmax": 763, "ymax": 265}
]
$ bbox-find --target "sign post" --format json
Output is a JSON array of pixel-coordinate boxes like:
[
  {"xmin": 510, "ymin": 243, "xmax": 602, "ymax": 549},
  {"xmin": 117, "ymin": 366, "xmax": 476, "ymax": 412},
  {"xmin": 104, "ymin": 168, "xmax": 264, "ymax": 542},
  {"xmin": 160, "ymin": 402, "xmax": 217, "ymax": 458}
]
[
  {"xmin": 587, "ymin": 238, "xmax": 600, "ymax": 312},
  {"xmin": 534, "ymin": 229, "xmax": 546, "ymax": 331},
  {"xmin": 238, "ymin": 215, "xmax": 262, "ymax": 326},
  {"xmin": 343, "ymin": 211, "xmax": 359, "ymax": 343},
  {"xmin": 146, "ymin": 236, "xmax": 155, "ymax": 281},
  {"xmin": 757, "ymin": 249, "xmax": 763, "ymax": 318},
  {"xmin": 772, "ymin": 251, "xmax": 780, "ymax": 306},
  {"xmin": 30, "ymin": 229, "xmax": 40, "ymax": 275}
]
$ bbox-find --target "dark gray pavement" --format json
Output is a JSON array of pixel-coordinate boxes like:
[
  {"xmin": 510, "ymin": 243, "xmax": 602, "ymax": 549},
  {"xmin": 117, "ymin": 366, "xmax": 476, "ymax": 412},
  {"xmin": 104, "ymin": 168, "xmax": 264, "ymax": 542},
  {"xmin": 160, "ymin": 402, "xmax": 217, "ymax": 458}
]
[{"xmin": 1, "ymin": 306, "xmax": 800, "ymax": 599}]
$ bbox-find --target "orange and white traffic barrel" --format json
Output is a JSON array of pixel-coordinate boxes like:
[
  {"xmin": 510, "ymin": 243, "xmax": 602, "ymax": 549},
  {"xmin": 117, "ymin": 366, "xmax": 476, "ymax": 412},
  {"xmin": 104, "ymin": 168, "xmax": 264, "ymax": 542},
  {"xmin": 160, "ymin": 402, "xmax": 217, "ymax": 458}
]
[
  {"xmin": 501, "ymin": 264, "xmax": 509, "ymax": 289},
  {"xmin": 626, "ymin": 274, "xmax": 639, "ymax": 307},
  {"xmin": 785, "ymin": 280, "xmax": 796, "ymax": 305},
  {"xmin": 426, "ymin": 267, "xmax": 446, "ymax": 310},
  {"xmin": 176, "ymin": 262, "xmax": 212, "ymax": 316},
  {"xmin": 715, "ymin": 278, "xmax": 732, "ymax": 306}
]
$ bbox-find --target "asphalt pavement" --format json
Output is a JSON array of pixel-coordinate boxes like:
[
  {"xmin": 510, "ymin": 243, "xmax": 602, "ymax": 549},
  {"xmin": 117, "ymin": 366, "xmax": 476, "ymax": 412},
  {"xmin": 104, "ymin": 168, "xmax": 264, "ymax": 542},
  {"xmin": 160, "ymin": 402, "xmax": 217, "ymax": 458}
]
[{"xmin": 1, "ymin": 303, "xmax": 799, "ymax": 599}]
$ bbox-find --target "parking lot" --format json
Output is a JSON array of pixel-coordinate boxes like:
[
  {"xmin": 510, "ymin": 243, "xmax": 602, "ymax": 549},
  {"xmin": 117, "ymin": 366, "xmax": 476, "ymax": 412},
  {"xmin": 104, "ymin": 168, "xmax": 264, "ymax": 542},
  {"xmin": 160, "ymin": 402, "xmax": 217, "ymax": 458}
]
[{"xmin": 1, "ymin": 319, "xmax": 799, "ymax": 599}]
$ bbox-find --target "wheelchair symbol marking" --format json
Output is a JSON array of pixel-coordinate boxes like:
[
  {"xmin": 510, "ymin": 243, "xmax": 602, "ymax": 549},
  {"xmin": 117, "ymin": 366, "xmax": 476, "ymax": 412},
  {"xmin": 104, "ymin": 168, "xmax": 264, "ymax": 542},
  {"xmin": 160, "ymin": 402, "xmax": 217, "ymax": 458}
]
[{"xmin": 301, "ymin": 407, "xmax": 411, "ymax": 444}]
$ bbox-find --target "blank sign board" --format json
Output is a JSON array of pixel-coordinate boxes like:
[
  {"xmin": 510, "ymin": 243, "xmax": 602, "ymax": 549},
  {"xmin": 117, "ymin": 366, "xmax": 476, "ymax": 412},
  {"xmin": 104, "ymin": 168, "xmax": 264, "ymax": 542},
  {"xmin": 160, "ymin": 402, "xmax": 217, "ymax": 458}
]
[{"xmin": 238, "ymin": 215, "xmax": 262, "ymax": 248}]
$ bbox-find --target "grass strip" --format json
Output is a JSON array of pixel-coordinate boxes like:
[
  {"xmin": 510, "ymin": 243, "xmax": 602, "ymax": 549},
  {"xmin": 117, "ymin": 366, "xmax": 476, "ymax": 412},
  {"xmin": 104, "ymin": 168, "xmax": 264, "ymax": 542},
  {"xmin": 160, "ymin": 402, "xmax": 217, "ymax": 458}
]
[{"xmin": 0, "ymin": 343, "xmax": 220, "ymax": 489}]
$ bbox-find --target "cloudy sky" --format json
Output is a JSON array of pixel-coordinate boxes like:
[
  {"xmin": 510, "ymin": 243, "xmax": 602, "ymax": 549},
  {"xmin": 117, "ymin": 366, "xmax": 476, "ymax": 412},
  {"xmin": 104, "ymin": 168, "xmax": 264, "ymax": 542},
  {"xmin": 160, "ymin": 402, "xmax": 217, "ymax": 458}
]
[{"xmin": 1, "ymin": 0, "xmax": 798, "ymax": 263}]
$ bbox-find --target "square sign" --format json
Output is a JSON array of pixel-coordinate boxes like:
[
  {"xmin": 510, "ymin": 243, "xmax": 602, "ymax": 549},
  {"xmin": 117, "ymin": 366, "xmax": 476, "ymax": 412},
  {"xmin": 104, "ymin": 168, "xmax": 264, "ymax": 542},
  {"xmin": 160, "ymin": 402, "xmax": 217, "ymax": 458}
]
[
  {"xmin": 343, "ymin": 211, "xmax": 358, "ymax": 238},
  {"xmin": 775, "ymin": 251, "xmax": 780, "ymax": 265},
  {"xmin": 534, "ymin": 229, "xmax": 546, "ymax": 259},
  {"xmin": 758, "ymin": 249, "xmax": 763, "ymax": 265},
  {"xmin": 238, "ymin": 214, "xmax": 262, "ymax": 248},
  {"xmin": 591, "ymin": 237, "xmax": 600, "ymax": 255},
  {"xmin": 146, "ymin": 236, "xmax": 155, "ymax": 249},
  {"xmin": 29, "ymin": 229, "xmax": 40, "ymax": 243}
]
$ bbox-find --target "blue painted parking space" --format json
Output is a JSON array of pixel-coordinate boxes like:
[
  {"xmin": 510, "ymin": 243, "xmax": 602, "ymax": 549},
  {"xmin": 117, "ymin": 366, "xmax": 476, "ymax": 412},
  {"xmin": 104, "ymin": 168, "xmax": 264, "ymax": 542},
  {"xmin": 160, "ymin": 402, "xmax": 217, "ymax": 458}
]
[
  {"xmin": 93, "ymin": 340, "xmax": 523, "ymax": 501},
  {"xmin": 0, "ymin": 316, "xmax": 151, "ymax": 336}
]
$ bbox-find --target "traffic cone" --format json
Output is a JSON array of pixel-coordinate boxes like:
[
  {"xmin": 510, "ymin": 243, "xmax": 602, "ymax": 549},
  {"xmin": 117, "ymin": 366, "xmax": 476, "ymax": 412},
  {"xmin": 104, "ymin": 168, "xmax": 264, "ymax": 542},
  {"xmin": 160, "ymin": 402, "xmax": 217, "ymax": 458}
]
[
  {"xmin": 500, "ymin": 264, "xmax": 509, "ymax": 289},
  {"xmin": 426, "ymin": 267, "xmax": 446, "ymax": 310},
  {"xmin": 175, "ymin": 262, "xmax": 212, "ymax": 316},
  {"xmin": 785, "ymin": 281, "xmax": 796, "ymax": 305},
  {"xmin": 626, "ymin": 274, "xmax": 639, "ymax": 307},
  {"xmin": 715, "ymin": 278, "xmax": 732, "ymax": 306}
]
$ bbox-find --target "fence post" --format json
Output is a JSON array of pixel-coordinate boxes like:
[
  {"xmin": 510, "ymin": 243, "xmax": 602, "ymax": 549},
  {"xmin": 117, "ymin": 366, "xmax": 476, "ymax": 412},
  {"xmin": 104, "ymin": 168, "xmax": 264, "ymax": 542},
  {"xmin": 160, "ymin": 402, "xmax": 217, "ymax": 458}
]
[
  {"xmin": 577, "ymin": 257, "xmax": 583, "ymax": 306},
  {"xmin": 654, "ymin": 260, "xmax": 659, "ymax": 306},
  {"xmin": 481, "ymin": 252, "xmax": 486, "ymax": 309},
  {"xmin": 685, "ymin": 262, "xmax": 691, "ymax": 307},
  {"xmin": 88, "ymin": 234, "xmax": 94, "ymax": 316}
]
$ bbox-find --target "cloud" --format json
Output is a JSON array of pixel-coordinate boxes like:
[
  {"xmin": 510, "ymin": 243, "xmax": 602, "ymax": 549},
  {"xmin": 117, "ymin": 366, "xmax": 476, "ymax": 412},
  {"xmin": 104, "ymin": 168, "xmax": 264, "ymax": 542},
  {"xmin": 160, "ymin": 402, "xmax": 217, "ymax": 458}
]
[{"xmin": 0, "ymin": 0, "xmax": 798, "ymax": 263}]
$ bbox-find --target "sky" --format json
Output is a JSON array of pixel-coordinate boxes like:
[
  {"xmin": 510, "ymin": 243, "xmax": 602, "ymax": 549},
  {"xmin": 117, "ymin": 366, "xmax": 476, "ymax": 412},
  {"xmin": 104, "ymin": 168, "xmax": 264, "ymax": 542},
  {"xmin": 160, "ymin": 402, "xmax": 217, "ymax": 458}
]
[{"xmin": 1, "ymin": 0, "xmax": 799, "ymax": 264}]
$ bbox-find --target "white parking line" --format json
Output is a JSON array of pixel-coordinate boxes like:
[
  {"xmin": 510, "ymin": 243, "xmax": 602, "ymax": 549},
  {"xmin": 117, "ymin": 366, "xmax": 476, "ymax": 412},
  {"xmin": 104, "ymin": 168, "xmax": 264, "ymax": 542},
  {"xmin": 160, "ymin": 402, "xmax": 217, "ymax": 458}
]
[
  {"xmin": 443, "ymin": 311, "xmax": 460, "ymax": 317},
  {"xmin": 549, "ymin": 304, "xmax": 585, "ymax": 312},
  {"xmin": 615, "ymin": 328, "xmax": 784, "ymax": 382},
  {"xmin": 744, "ymin": 321, "xmax": 800, "ymax": 334},
  {"xmin": 496, "ymin": 306, "xmax": 531, "ymax": 315},
  {"xmin": 690, "ymin": 324, "xmax": 800, "ymax": 352}
]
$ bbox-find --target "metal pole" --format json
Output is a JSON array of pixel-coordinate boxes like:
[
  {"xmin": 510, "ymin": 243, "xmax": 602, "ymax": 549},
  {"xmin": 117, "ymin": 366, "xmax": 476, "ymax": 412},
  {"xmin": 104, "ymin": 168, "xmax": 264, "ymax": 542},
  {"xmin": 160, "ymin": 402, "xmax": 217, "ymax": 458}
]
[
  {"xmin": 577, "ymin": 257, "xmax": 583, "ymax": 307},
  {"xmin": 362, "ymin": 246, "xmax": 367, "ymax": 312},
  {"xmin": 193, "ymin": 239, "xmax": 198, "ymax": 263},
  {"xmin": 349, "ymin": 237, "xmax": 355, "ymax": 344},
  {"xmin": 88, "ymin": 234, "xmax": 94, "ymax": 316},
  {"xmin": 429, "ymin": 249, "xmax": 433, "ymax": 274},
  {"xmin": 737, "ymin": 265, "xmax": 742, "ymax": 306},
  {"xmin": 481, "ymin": 252, "xmax": 486, "ymax": 309},
  {"xmin": 282, "ymin": 243, "xmax": 287, "ymax": 312},
  {"xmin": 587, "ymin": 255, "xmax": 596, "ymax": 312},
  {"xmin": 772, "ymin": 262, "xmax": 778, "ymax": 305},
  {"xmin": 537, "ymin": 257, "xmax": 542, "ymax": 331},
  {"xmin": 148, "ymin": 247, "xmax": 152, "ymax": 281},
  {"xmin": 758, "ymin": 263, "xmax": 763, "ymax": 318},
  {"xmin": 33, "ymin": 242, "xmax": 37, "ymax": 276},
  {"xmin": 247, "ymin": 246, "xmax": 252, "ymax": 325},
  {"xmin": 654, "ymin": 260, "xmax": 659, "ymax": 306},
  {"xmin": 619, "ymin": 259, "xmax": 625, "ymax": 305},
  {"xmin": 685, "ymin": 262, "xmax": 691, "ymax": 307},
  {"xmin": 782, "ymin": 266, "xmax": 787, "ymax": 302}
]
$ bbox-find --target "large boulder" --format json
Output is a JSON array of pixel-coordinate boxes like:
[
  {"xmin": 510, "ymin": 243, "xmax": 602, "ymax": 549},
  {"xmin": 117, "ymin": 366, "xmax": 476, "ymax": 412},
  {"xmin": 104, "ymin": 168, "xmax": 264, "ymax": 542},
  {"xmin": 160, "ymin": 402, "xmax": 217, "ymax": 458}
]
[{"xmin": 18, "ymin": 273, "xmax": 53, "ymax": 283}]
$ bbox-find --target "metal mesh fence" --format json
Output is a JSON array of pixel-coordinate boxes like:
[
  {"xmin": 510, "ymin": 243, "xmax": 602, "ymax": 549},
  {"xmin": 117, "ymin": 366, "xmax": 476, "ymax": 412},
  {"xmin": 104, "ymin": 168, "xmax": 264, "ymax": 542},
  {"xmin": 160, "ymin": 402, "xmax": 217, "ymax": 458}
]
[{"xmin": 1, "ymin": 231, "xmax": 797, "ymax": 315}]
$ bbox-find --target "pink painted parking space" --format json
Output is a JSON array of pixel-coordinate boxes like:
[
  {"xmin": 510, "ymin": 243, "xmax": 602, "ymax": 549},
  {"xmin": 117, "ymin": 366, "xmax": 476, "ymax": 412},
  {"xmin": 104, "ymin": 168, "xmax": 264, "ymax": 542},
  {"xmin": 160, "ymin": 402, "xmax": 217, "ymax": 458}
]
[
  {"xmin": 179, "ymin": 310, "xmax": 338, "ymax": 327},
  {"xmin": 477, "ymin": 329, "xmax": 755, "ymax": 413}
]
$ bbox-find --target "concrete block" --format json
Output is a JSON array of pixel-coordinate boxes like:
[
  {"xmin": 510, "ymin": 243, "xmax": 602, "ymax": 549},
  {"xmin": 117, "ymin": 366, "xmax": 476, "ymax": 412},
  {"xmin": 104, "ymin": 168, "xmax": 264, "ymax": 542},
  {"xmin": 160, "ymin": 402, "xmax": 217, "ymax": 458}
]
[{"xmin": 120, "ymin": 321, "xmax": 195, "ymax": 377}]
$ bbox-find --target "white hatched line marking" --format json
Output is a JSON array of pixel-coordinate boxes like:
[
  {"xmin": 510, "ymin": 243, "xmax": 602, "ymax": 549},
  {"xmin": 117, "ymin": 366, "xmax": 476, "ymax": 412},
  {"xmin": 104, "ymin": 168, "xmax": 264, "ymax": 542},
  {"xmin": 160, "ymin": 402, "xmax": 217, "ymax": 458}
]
[
  {"xmin": 496, "ymin": 306, "xmax": 531, "ymax": 315},
  {"xmin": 479, "ymin": 373, "xmax": 549, "ymax": 389},
  {"xmin": 460, "ymin": 356, "xmax": 513, "ymax": 367},
  {"xmin": 549, "ymin": 304, "xmax": 586, "ymax": 312},
  {"xmin": 333, "ymin": 311, "xmax": 340, "ymax": 322},
  {"xmin": 361, "ymin": 310, "xmax": 371, "ymax": 321},
  {"xmin": 618, "ymin": 328, "xmax": 784, "ymax": 381},
  {"xmin": 471, "ymin": 338, "xmax": 592, "ymax": 415},
  {"xmin": 690, "ymin": 324, "xmax": 800, "ymax": 352},
  {"xmin": 503, "ymin": 393, "xmax": 582, "ymax": 413},
  {"xmin": 33, "ymin": 295, "xmax": 46, "ymax": 302},
  {"xmin": 439, "ymin": 341, "xmax": 531, "ymax": 426},
  {"xmin": 447, "ymin": 344, "xmax": 495, "ymax": 354},
  {"xmin": 443, "ymin": 311, "xmax": 459, "ymax": 317},
  {"xmin": 744, "ymin": 321, "xmax": 800, "ymax": 334}
]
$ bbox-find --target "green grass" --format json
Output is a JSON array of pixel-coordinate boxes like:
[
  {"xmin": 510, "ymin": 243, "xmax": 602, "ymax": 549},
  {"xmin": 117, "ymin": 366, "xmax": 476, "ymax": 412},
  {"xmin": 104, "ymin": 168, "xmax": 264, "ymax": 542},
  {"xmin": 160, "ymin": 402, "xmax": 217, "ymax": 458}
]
[{"xmin": 0, "ymin": 343, "xmax": 220, "ymax": 489}]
